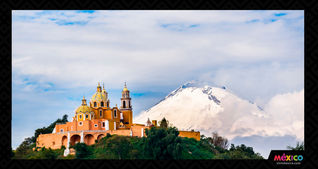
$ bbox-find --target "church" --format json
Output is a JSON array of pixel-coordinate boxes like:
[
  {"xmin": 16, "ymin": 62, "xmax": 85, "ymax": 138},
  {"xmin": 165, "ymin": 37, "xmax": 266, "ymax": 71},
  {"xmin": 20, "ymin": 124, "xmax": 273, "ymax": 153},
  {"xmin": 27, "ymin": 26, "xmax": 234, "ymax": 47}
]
[{"xmin": 36, "ymin": 83, "xmax": 200, "ymax": 156}]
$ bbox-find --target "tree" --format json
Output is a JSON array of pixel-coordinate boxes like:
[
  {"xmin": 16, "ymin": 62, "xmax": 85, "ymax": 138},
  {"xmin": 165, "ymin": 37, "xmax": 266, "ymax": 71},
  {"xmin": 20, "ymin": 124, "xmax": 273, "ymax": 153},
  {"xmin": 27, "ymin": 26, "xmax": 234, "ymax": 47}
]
[
  {"xmin": 33, "ymin": 114, "xmax": 69, "ymax": 143},
  {"xmin": 159, "ymin": 117, "xmax": 169, "ymax": 128},
  {"xmin": 287, "ymin": 142, "xmax": 304, "ymax": 150},
  {"xmin": 216, "ymin": 144, "xmax": 263, "ymax": 159},
  {"xmin": 73, "ymin": 143, "xmax": 93, "ymax": 159},
  {"xmin": 37, "ymin": 148, "xmax": 58, "ymax": 159},
  {"xmin": 14, "ymin": 115, "xmax": 69, "ymax": 159},
  {"xmin": 144, "ymin": 126, "xmax": 182, "ymax": 159},
  {"xmin": 15, "ymin": 137, "xmax": 35, "ymax": 158},
  {"xmin": 11, "ymin": 147, "xmax": 15, "ymax": 158},
  {"xmin": 208, "ymin": 132, "xmax": 229, "ymax": 150}
]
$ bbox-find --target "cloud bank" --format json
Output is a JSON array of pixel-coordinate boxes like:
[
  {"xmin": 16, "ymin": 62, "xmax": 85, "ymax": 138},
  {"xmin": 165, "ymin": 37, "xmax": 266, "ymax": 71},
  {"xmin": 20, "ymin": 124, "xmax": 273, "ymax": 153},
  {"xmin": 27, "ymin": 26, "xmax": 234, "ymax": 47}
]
[{"xmin": 13, "ymin": 10, "xmax": 303, "ymax": 96}]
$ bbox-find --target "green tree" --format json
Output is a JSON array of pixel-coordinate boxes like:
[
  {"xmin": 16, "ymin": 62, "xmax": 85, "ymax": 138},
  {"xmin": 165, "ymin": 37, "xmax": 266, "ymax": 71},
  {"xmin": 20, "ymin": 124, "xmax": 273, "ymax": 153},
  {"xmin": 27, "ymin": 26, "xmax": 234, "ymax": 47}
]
[
  {"xmin": 144, "ymin": 126, "xmax": 182, "ymax": 159},
  {"xmin": 215, "ymin": 144, "xmax": 263, "ymax": 159},
  {"xmin": 11, "ymin": 148, "xmax": 15, "ymax": 158},
  {"xmin": 37, "ymin": 148, "xmax": 58, "ymax": 159},
  {"xmin": 159, "ymin": 117, "xmax": 169, "ymax": 128},
  {"xmin": 73, "ymin": 143, "xmax": 93, "ymax": 159},
  {"xmin": 180, "ymin": 137, "xmax": 214, "ymax": 159},
  {"xmin": 105, "ymin": 135, "xmax": 131, "ymax": 159},
  {"xmin": 287, "ymin": 142, "xmax": 304, "ymax": 150},
  {"xmin": 14, "ymin": 137, "xmax": 35, "ymax": 158},
  {"xmin": 33, "ymin": 114, "xmax": 68, "ymax": 142}
]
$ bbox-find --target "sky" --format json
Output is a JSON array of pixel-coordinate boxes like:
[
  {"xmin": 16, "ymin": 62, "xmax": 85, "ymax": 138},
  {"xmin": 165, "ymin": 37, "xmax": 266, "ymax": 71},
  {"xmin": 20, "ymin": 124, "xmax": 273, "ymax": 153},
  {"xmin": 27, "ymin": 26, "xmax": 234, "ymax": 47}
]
[{"xmin": 12, "ymin": 10, "xmax": 304, "ymax": 151}]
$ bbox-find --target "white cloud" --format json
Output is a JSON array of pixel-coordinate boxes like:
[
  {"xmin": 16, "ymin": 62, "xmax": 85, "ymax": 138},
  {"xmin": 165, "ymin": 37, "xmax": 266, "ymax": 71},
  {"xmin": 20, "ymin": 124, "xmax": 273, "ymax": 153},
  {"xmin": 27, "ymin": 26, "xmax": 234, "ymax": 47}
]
[
  {"xmin": 263, "ymin": 89, "xmax": 304, "ymax": 140},
  {"xmin": 202, "ymin": 62, "xmax": 304, "ymax": 105},
  {"xmin": 12, "ymin": 10, "xmax": 303, "ymax": 93}
]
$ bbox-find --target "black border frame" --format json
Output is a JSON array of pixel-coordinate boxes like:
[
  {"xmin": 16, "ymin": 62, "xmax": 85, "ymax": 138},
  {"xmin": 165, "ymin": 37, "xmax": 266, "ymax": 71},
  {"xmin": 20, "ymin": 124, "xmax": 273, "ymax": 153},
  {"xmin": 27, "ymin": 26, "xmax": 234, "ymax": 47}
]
[{"xmin": 1, "ymin": 0, "xmax": 317, "ymax": 169}]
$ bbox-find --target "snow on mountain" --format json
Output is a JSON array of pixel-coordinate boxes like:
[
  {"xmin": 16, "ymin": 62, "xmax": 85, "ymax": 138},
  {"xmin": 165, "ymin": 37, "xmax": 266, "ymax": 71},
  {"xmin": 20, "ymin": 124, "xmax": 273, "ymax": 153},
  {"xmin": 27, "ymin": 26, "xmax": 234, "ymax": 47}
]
[{"xmin": 134, "ymin": 81, "xmax": 303, "ymax": 142}]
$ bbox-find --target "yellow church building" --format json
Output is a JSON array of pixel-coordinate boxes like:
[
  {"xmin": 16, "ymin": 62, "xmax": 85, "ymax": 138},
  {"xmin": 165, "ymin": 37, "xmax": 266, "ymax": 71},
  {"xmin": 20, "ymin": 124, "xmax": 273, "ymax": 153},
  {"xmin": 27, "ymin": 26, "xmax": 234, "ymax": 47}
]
[{"xmin": 36, "ymin": 83, "xmax": 200, "ymax": 156}]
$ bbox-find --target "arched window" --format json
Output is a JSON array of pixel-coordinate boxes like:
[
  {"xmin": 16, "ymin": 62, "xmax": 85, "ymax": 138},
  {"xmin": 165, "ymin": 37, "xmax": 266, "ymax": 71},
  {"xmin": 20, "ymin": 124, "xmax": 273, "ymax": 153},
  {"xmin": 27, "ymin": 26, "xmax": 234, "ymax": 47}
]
[
  {"xmin": 86, "ymin": 114, "xmax": 89, "ymax": 119},
  {"xmin": 114, "ymin": 110, "xmax": 117, "ymax": 118},
  {"xmin": 101, "ymin": 102, "xmax": 104, "ymax": 107},
  {"xmin": 107, "ymin": 101, "xmax": 109, "ymax": 107},
  {"xmin": 100, "ymin": 110, "xmax": 103, "ymax": 117},
  {"xmin": 129, "ymin": 101, "xmax": 131, "ymax": 108},
  {"xmin": 123, "ymin": 101, "xmax": 126, "ymax": 108},
  {"xmin": 79, "ymin": 115, "xmax": 82, "ymax": 119},
  {"xmin": 94, "ymin": 102, "xmax": 97, "ymax": 107}
]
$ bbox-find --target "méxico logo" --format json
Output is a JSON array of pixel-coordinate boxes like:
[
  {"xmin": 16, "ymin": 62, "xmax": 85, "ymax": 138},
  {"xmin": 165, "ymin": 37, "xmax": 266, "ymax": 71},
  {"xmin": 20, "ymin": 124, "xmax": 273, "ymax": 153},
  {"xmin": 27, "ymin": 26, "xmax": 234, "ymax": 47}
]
[
  {"xmin": 274, "ymin": 153, "xmax": 303, "ymax": 162},
  {"xmin": 269, "ymin": 150, "xmax": 304, "ymax": 165}
]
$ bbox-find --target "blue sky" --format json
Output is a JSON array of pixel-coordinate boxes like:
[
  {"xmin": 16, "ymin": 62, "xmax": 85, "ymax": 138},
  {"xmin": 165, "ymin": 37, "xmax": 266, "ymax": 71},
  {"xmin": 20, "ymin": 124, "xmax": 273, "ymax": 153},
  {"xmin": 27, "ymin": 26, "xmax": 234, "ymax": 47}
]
[{"xmin": 12, "ymin": 10, "xmax": 304, "ymax": 150}]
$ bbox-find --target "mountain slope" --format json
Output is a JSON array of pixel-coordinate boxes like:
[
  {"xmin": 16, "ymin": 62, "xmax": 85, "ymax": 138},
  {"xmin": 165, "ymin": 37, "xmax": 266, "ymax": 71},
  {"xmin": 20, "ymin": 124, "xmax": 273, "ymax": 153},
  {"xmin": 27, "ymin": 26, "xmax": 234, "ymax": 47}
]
[
  {"xmin": 134, "ymin": 81, "xmax": 304, "ymax": 157},
  {"xmin": 134, "ymin": 81, "xmax": 269, "ymax": 140}
]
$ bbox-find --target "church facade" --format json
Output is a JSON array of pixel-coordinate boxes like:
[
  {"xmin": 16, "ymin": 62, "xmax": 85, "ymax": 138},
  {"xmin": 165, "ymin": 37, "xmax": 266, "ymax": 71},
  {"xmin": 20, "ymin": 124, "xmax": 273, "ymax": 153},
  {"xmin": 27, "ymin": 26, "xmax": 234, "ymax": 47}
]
[{"xmin": 36, "ymin": 83, "xmax": 200, "ymax": 155}]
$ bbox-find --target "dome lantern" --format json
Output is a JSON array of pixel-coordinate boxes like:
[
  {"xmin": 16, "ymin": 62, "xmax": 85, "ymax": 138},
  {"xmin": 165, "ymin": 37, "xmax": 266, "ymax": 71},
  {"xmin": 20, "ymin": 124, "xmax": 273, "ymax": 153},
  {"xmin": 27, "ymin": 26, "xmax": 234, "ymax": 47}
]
[
  {"xmin": 82, "ymin": 96, "xmax": 87, "ymax": 105},
  {"xmin": 97, "ymin": 82, "xmax": 102, "ymax": 92},
  {"xmin": 123, "ymin": 82, "xmax": 129, "ymax": 92}
]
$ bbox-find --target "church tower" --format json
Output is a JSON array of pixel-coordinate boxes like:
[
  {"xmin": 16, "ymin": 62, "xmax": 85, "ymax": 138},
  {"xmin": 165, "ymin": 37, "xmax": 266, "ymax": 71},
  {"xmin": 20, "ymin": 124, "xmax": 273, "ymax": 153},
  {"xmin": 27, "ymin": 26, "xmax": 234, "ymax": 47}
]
[{"xmin": 120, "ymin": 82, "xmax": 133, "ymax": 127}]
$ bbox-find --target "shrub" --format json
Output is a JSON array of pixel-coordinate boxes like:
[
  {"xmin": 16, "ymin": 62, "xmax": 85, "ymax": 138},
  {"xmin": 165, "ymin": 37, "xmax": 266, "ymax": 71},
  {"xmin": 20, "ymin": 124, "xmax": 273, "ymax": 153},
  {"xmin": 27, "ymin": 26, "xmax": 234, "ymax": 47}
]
[{"xmin": 73, "ymin": 143, "xmax": 93, "ymax": 159}]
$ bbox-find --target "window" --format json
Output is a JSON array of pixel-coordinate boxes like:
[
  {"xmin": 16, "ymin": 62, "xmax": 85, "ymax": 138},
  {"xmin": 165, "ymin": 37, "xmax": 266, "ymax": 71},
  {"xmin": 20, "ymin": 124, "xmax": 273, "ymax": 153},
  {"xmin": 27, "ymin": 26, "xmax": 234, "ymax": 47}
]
[
  {"xmin": 114, "ymin": 110, "xmax": 117, "ymax": 118},
  {"xmin": 86, "ymin": 114, "xmax": 89, "ymax": 119},
  {"xmin": 79, "ymin": 122, "xmax": 83, "ymax": 126},
  {"xmin": 94, "ymin": 124, "xmax": 98, "ymax": 127},
  {"xmin": 101, "ymin": 102, "xmax": 104, "ymax": 107},
  {"xmin": 107, "ymin": 102, "xmax": 109, "ymax": 107},
  {"xmin": 123, "ymin": 101, "xmax": 126, "ymax": 108},
  {"xmin": 102, "ymin": 122, "xmax": 105, "ymax": 127},
  {"xmin": 79, "ymin": 115, "xmax": 82, "ymax": 119},
  {"xmin": 94, "ymin": 102, "xmax": 97, "ymax": 107},
  {"xmin": 129, "ymin": 101, "xmax": 131, "ymax": 108},
  {"xmin": 60, "ymin": 129, "xmax": 64, "ymax": 132},
  {"xmin": 100, "ymin": 110, "xmax": 103, "ymax": 117}
]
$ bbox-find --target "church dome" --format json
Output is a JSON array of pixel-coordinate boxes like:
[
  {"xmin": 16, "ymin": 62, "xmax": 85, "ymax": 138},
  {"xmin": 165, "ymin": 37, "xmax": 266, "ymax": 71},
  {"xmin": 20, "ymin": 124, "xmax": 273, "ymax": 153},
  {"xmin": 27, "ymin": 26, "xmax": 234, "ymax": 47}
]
[
  {"xmin": 123, "ymin": 87, "xmax": 129, "ymax": 92},
  {"xmin": 75, "ymin": 96, "xmax": 94, "ymax": 115},
  {"xmin": 90, "ymin": 83, "xmax": 108, "ymax": 107},
  {"xmin": 91, "ymin": 91, "xmax": 107, "ymax": 102},
  {"xmin": 75, "ymin": 105, "xmax": 94, "ymax": 114}
]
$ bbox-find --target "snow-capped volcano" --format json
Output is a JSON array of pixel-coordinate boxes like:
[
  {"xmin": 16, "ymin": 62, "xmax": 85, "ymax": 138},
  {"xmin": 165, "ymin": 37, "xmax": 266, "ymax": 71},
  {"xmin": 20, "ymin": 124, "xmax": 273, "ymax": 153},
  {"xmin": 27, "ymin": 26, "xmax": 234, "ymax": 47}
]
[
  {"xmin": 134, "ymin": 81, "xmax": 304, "ymax": 150},
  {"xmin": 134, "ymin": 81, "xmax": 270, "ymax": 139}
]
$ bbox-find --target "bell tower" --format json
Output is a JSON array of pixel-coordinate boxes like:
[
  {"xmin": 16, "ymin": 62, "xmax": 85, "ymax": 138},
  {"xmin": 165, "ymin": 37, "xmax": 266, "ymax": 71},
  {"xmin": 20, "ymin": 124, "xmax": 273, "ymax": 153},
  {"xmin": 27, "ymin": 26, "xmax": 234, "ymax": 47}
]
[
  {"xmin": 121, "ymin": 82, "xmax": 132, "ymax": 109},
  {"xmin": 120, "ymin": 82, "xmax": 132, "ymax": 127}
]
